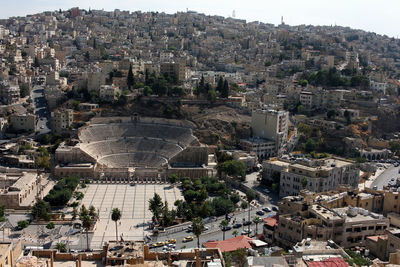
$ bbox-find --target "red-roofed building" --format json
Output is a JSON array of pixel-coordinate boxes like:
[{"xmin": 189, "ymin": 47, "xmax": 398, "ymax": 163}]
[
  {"xmin": 202, "ymin": 235, "xmax": 253, "ymax": 252},
  {"xmin": 306, "ymin": 257, "xmax": 348, "ymax": 267},
  {"xmin": 263, "ymin": 215, "xmax": 278, "ymax": 244}
]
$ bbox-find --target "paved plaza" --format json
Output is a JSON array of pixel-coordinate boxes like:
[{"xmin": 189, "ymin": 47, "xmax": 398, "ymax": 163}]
[{"xmin": 80, "ymin": 184, "xmax": 184, "ymax": 249}]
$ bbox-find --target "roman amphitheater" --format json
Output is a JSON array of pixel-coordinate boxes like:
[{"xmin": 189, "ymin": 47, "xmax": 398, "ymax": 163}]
[{"xmin": 55, "ymin": 116, "xmax": 215, "ymax": 182}]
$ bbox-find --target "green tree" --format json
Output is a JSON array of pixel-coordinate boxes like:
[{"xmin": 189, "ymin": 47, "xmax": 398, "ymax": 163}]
[
  {"xmin": 80, "ymin": 204, "xmax": 89, "ymax": 218},
  {"xmin": 305, "ymin": 138, "xmax": 317, "ymax": 152},
  {"xmin": 32, "ymin": 200, "xmax": 50, "ymax": 221},
  {"xmin": 127, "ymin": 64, "xmax": 135, "ymax": 89},
  {"xmin": 169, "ymin": 174, "xmax": 178, "ymax": 185},
  {"xmin": 216, "ymin": 76, "xmax": 224, "ymax": 93},
  {"xmin": 36, "ymin": 156, "xmax": 50, "ymax": 169},
  {"xmin": 220, "ymin": 219, "xmax": 229, "ymax": 240},
  {"xmin": 230, "ymin": 193, "xmax": 240, "ymax": 205},
  {"xmin": 232, "ymin": 230, "xmax": 238, "ymax": 237},
  {"xmin": 207, "ymin": 88, "xmax": 217, "ymax": 103},
  {"xmin": 72, "ymin": 207, "xmax": 78, "ymax": 220},
  {"xmin": 17, "ymin": 220, "xmax": 29, "ymax": 230},
  {"xmin": 19, "ymin": 84, "xmax": 29, "ymax": 98},
  {"xmin": 218, "ymin": 160, "xmax": 246, "ymax": 180},
  {"xmin": 46, "ymin": 222, "xmax": 55, "ymax": 229},
  {"xmin": 221, "ymin": 80, "xmax": 229, "ymax": 98},
  {"xmin": 149, "ymin": 193, "xmax": 164, "ymax": 221},
  {"xmin": 55, "ymin": 242, "xmax": 67, "ymax": 253},
  {"xmin": 143, "ymin": 86, "xmax": 152, "ymax": 96},
  {"xmin": 89, "ymin": 205, "xmax": 97, "ymax": 217},
  {"xmin": 192, "ymin": 217, "xmax": 204, "ymax": 248},
  {"xmin": 253, "ymin": 216, "xmax": 261, "ymax": 235},
  {"xmin": 240, "ymin": 201, "xmax": 248, "ymax": 210},
  {"xmin": 111, "ymin": 208, "xmax": 122, "ymax": 241}
]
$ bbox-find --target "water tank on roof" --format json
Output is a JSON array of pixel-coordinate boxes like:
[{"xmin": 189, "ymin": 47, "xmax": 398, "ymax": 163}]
[{"xmin": 347, "ymin": 207, "xmax": 358, "ymax": 217}]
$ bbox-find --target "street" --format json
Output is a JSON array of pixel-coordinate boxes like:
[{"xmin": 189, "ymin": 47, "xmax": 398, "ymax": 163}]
[
  {"xmin": 370, "ymin": 165, "xmax": 400, "ymax": 190},
  {"xmin": 31, "ymin": 86, "xmax": 50, "ymax": 134},
  {"xmin": 151, "ymin": 204, "xmax": 277, "ymax": 250}
]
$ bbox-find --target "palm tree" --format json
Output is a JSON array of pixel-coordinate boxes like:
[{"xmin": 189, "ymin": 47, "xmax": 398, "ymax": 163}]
[
  {"xmin": 55, "ymin": 242, "xmax": 67, "ymax": 252},
  {"xmin": 220, "ymin": 220, "xmax": 229, "ymax": 241},
  {"xmin": 81, "ymin": 215, "xmax": 92, "ymax": 251},
  {"xmin": 111, "ymin": 208, "xmax": 122, "ymax": 241},
  {"xmin": 192, "ymin": 217, "xmax": 204, "ymax": 248},
  {"xmin": 232, "ymin": 230, "xmax": 238, "ymax": 237},
  {"xmin": 246, "ymin": 190, "xmax": 255, "ymax": 235},
  {"xmin": 253, "ymin": 216, "xmax": 261, "ymax": 235}
]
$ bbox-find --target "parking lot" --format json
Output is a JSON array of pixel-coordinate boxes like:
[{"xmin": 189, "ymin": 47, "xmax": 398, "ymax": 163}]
[{"xmin": 80, "ymin": 184, "xmax": 184, "ymax": 249}]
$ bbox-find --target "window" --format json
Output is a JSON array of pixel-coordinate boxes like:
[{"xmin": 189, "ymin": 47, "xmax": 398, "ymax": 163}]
[
  {"xmin": 346, "ymin": 228, "xmax": 352, "ymax": 232},
  {"xmin": 395, "ymin": 196, "xmax": 398, "ymax": 200},
  {"xmin": 361, "ymin": 227, "xmax": 367, "ymax": 231},
  {"xmin": 368, "ymin": 226, "xmax": 374, "ymax": 230}
]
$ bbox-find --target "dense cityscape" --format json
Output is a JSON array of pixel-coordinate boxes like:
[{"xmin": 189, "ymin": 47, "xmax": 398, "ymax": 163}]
[{"xmin": 0, "ymin": 6, "xmax": 399, "ymax": 267}]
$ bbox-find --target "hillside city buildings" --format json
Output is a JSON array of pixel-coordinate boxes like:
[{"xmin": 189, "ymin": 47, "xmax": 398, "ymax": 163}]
[{"xmin": 0, "ymin": 6, "xmax": 399, "ymax": 267}]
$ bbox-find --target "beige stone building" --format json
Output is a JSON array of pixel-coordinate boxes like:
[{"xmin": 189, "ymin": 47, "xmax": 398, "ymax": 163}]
[
  {"xmin": 0, "ymin": 170, "xmax": 42, "ymax": 209},
  {"xmin": 8, "ymin": 114, "xmax": 37, "ymax": 133},
  {"xmin": 263, "ymin": 157, "xmax": 359, "ymax": 197},
  {"xmin": 0, "ymin": 241, "xmax": 21, "ymax": 267},
  {"xmin": 160, "ymin": 62, "xmax": 185, "ymax": 82},
  {"xmin": 276, "ymin": 204, "xmax": 389, "ymax": 248},
  {"xmin": 251, "ymin": 109, "xmax": 289, "ymax": 156},
  {"xmin": 50, "ymin": 109, "xmax": 73, "ymax": 133}
]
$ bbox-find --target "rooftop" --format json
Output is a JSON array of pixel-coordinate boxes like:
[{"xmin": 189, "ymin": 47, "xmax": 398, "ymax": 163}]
[
  {"xmin": 106, "ymin": 241, "xmax": 144, "ymax": 260},
  {"xmin": 202, "ymin": 235, "xmax": 253, "ymax": 253}
]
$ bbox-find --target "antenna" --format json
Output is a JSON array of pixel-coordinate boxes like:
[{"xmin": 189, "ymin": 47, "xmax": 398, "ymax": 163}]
[
  {"xmin": 281, "ymin": 16, "xmax": 284, "ymax": 25},
  {"xmin": 232, "ymin": 10, "xmax": 236, "ymax": 18}
]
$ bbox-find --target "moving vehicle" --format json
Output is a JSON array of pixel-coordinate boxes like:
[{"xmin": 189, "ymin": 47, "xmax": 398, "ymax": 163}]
[
  {"xmin": 152, "ymin": 241, "xmax": 165, "ymax": 248},
  {"xmin": 183, "ymin": 236, "xmax": 194, "ymax": 242},
  {"xmin": 243, "ymin": 221, "xmax": 252, "ymax": 226},
  {"xmin": 165, "ymin": 239, "xmax": 176, "ymax": 244}
]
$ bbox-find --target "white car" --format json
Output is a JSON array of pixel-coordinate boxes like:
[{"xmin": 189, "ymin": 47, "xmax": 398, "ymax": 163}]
[{"xmin": 40, "ymin": 125, "xmax": 44, "ymax": 129}]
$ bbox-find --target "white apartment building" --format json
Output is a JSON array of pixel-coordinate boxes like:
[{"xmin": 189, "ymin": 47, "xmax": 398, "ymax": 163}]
[
  {"xmin": 263, "ymin": 157, "xmax": 359, "ymax": 197},
  {"xmin": 370, "ymin": 80, "xmax": 387, "ymax": 94},
  {"xmin": 251, "ymin": 109, "xmax": 289, "ymax": 153},
  {"xmin": 99, "ymin": 85, "xmax": 120, "ymax": 101},
  {"xmin": 51, "ymin": 109, "xmax": 74, "ymax": 133}
]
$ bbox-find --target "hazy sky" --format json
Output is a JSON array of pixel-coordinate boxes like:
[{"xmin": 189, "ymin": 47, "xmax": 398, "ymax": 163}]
[{"xmin": 1, "ymin": 0, "xmax": 399, "ymax": 38}]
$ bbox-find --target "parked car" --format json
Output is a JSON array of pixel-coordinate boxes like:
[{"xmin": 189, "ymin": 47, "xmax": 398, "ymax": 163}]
[
  {"xmin": 243, "ymin": 221, "xmax": 252, "ymax": 226},
  {"xmin": 233, "ymin": 223, "xmax": 242, "ymax": 228},
  {"xmin": 241, "ymin": 229, "xmax": 252, "ymax": 235},
  {"xmin": 221, "ymin": 226, "xmax": 232, "ymax": 231},
  {"xmin": 262, "ymin": 207, "xmax": 272, "ymax": 212},
  {"xmin": 256, "ymin": 210, "xmax": 265, "ymax": 216},
  {"xmin": 272, "ymin": 206, "xmax": 278, "ymax": 211}
]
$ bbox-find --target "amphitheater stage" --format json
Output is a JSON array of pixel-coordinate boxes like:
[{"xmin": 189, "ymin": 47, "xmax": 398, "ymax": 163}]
[{"xmin": 78, "ymin": 183, "xmax": 184, "ymax": 249}]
